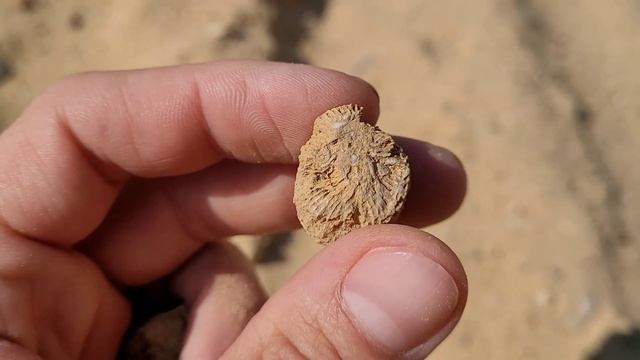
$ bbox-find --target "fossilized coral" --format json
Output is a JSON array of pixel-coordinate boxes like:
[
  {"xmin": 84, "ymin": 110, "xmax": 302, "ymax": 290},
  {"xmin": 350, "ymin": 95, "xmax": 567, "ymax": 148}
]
[{"xmin": 294, "ymin": 104, "xmax": 410, "ymax": 244}]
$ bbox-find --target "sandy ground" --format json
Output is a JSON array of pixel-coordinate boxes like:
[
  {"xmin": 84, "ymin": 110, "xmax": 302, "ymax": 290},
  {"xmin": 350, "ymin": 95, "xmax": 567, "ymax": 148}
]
[{"xmin": 2, "ymin": 0, "xmax": 640, "ymax": 359}]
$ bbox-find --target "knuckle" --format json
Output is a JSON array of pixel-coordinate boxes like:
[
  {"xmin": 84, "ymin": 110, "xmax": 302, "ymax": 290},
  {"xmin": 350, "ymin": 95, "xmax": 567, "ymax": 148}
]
[{"xmin": 260, "ymin": 331, "xmax": 307, "ymax": 360}]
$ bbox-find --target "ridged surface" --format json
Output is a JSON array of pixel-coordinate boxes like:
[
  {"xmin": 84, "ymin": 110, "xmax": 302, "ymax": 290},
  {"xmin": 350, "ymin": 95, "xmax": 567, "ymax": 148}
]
[{"xmin": 294, "ymin": 105, "xmax": 410, "ymax": 244}]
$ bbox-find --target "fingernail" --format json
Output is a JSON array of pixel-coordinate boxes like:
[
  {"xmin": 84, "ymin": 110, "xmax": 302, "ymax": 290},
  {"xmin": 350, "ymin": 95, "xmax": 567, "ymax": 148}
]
[
  {"xmin": 342, "ymin": 249, "xmax": 459, "ymax": 356},
  {"xmin": 426, "ymin": 144, "xmax": 461, "ymax": 169}
]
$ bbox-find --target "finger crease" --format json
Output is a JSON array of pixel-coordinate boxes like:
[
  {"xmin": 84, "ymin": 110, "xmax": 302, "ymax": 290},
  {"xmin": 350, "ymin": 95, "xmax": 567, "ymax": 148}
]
[
  {"xmin": 239, "ymin": 76, "xmax": 267, "ymax": 164},
  {"xmin": 261, "ymin": 323, "xmax": 308, "ymax": 360},
  {"xmin": 116, "ymin": 84, "xmax": 146, "ymax": 170},
  {"xmin": 260, "ymin": 94, "xmax": 295, "ymax": 163},
  {"xmin": 299, "ymin": 74, "xmax": 316, "ymax": 125},
  {"xmin": 55, "ymin": 108, "xmax": 129, "ymax": 185},
  {"xmin": 191, "ymin": 77, "xmax": 225, "ymax": 160}
]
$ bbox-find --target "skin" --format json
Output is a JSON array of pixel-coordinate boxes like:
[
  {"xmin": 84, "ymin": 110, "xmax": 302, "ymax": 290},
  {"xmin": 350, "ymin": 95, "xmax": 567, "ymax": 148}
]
[{"xmin": 0, "ymin": 61, "xmax": 468, "ymax": 359}]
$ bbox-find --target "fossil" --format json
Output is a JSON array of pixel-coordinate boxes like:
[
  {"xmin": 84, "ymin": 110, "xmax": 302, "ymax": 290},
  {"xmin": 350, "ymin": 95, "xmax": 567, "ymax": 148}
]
[{"xmin": 294, "ymin": 104, "xmax": 410, "ymax": 244}]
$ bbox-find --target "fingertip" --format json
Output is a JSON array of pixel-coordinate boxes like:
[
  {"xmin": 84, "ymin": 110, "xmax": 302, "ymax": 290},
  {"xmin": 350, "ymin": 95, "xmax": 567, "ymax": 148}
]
[
  {"xmin": 274, "ymin": 62, "xmax": 380, "ymax": 124},
  {"xmin": 339, "ymin": 225, "xmax": 467, "ymax": 357},
  {"xmin": 251, "ymin": 62, "xmax": 381, "ymax": 154},
  {"xmin": 396, "ymin": 138, "xmax": 467, "ymax": 227},
  {"xmin": 340, "ymin": 72, "xmax": 380, "ymax": 124}
]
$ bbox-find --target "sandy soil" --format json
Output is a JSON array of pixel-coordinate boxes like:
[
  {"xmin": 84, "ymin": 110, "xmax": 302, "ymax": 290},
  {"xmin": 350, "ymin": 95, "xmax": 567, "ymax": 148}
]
[{"xmin": 1, "ymin": 0, "xmax": 640, "ymax": 359}]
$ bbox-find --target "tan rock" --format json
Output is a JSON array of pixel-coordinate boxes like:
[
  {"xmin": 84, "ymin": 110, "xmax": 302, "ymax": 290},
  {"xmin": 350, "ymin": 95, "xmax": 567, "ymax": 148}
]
[{"xmin": 293, "ymin": 105, "xmax": 410, "ymax": 244}]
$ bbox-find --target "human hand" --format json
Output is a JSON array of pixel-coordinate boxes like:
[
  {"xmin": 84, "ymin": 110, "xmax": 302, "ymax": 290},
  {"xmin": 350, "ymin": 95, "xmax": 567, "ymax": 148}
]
[{"xmin": 0, "ymin": 61, "xmax": 467, "ymax": 359}]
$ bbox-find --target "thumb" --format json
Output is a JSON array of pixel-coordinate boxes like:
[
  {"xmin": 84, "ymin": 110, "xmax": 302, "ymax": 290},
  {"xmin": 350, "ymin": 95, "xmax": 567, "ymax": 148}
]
[{"xmin": 222, "ymin": 225, "xmax": 467, "ymax": 359}]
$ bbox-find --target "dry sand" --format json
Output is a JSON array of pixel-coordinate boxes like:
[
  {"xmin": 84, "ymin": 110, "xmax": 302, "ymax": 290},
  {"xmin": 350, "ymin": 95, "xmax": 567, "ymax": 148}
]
[{"xmin": 1, "ymin": 0, "xmax": 640, "ymax": 359}]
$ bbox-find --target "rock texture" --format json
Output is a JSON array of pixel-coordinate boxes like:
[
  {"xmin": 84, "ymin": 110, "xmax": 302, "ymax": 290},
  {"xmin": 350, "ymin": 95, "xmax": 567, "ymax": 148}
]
[{"xmin": 293, "ymin": 105, "xmax": 410, "ymax": 244}]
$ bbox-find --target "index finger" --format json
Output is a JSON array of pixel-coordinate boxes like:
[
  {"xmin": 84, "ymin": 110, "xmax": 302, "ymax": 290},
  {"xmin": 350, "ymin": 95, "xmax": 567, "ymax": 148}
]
[{"xmin": 0, "ymin": 61, "xmax": 379, "ymax": 245}]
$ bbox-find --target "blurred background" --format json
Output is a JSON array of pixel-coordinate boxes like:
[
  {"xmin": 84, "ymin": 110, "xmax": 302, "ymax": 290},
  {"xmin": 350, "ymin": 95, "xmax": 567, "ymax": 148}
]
[{"xmin": 1, "ymin": 0, "xmax": 640, "ymax": 359}]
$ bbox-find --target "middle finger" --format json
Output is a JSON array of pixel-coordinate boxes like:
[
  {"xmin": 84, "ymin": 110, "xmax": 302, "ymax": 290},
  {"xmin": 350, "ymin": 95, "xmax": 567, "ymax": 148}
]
[{"xmin": 81, "ymin": 138, "xmax": 466, "ymax": 286}]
